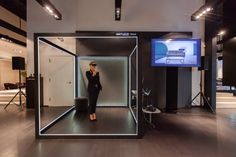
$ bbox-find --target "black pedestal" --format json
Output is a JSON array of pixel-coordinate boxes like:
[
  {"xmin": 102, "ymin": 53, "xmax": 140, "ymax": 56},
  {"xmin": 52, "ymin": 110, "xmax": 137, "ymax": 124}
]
[
  {"xmin": 26, "ymin": 77, "xmax": 43, "ymax": 108},
  {"xmin": 166, "ymin": 67, "xmax": 178, "ymax": 113},
  {"xmin": 75, "ymin": 97, "xmax": 88, "ymax": 113}
]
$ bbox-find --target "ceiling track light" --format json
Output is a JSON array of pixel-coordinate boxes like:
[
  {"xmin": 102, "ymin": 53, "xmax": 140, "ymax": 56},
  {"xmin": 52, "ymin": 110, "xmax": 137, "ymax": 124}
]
[
  {"xmin": 115, "ymin": 0, "xmax": 122, "ymax": 21},
  {"xmin": 191, "ymin": 6, "xmax": 213, "ymax": 21},
  {"xmin": 190, "ymin": 0, "xmax": 222, "ymax": 21},
  {"xmin": 0, "ymin": 34, "xmax": 26, "ymax": 47},
  {"xmin": 35, "ymin": 0, "xmax": 62, "ymax": 20},
  {"xmin": 217, "ymin": 30, "xmax": 226, "ymax": 36}
]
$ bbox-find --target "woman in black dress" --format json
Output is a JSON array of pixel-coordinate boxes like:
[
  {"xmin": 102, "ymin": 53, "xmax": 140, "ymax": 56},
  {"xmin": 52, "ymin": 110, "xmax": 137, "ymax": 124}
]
[{"xmin": 86, "ymin": 61, "xmax": 102, "ymax": 121}]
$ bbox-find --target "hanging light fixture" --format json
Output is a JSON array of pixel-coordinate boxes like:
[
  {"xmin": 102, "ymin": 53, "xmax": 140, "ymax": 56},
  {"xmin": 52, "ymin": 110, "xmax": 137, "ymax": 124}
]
[
  {"xmin": 35, "ymin": 0, "xmax": 62, "ymax": 20},
  {"xmin": 115, "ymin": 0, "xmax": 122, "ymax": 21},
  {"xmin": 191, "ymin": 6, "xmax": 213, "ymax": 21}
]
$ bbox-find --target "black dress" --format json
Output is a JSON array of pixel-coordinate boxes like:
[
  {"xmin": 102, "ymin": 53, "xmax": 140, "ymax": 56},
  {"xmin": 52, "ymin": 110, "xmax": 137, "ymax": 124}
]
[{"xmin": 86, "ymin": 70, "xmax": 102, "ymax": 114}]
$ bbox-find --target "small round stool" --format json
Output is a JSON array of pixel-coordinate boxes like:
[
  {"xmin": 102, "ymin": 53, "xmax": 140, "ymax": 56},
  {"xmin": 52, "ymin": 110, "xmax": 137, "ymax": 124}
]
[
  {"xmin": 142, "ymin": 107, "xmax": 161, "ymax": 128},
  {"xmin": 74, "ymin": 97, "xmax": 88, "ymax": 113}
]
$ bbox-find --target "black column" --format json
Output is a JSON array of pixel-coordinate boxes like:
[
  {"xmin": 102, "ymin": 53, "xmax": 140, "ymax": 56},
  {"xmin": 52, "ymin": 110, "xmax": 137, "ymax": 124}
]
[
  {"xmin": 204, "ymin": 0, "xmax": 218, "ymax": 111},
  {"xmin": 166, "ymin": 67, "xmax": 178, "ymax": 113},
  {"xmin": 204, "ymin": 37, "xmax": 217, "ymax": 111}
]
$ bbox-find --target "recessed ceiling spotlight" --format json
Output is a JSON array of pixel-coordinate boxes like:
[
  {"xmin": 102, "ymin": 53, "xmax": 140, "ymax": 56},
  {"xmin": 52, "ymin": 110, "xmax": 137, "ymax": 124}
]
[
  {"xmin": 206, "ymin": 7, "xmax": 212, "ymax": 12},
  {"xmin": 45, "ymin": 6, "xmax": 53, "ymax": 14},
  {"xmin": 57, "ymin": 37, "xmax": 64, "ymax": 42},
  {"xmin": 46, "ymin": 6, "xmax": 50, "ymax": 10},
  {"xmin": 116, "ymin": 8, "xmax": 120, "ymax": 13},
  {"xmin": 203, "ymin": 10, "xmax": 206, "ymax": 14},
  {"xmin": 218, "ymin": 30, "xmax": 226, "ymax": 36},
  {"xmin": 54, "ymin": 14, "xmax": 59, "ymax": 19}
]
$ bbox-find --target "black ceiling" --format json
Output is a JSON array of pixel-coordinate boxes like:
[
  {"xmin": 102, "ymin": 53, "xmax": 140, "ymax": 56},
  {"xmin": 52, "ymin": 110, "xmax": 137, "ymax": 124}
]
[{"xmin": 0, "ymin": 0, "xmax": 26, "ymax": 21}]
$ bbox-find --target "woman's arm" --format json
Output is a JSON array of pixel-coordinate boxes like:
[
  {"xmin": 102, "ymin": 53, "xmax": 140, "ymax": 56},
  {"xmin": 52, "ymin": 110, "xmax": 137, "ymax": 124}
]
[
  {"xmin": 97, "ymin": 72, "xmax": 102, "ymax": 90},
  {"xmin": 86, "ymin": 71, "xmax": 93, "ymax": 82}
]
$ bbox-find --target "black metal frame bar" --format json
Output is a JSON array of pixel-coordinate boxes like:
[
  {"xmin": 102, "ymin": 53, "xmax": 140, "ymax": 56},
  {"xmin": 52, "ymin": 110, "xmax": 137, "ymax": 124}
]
[
  {"xmin": 36, "ymin": 37, "xmax": 78, "ymax": 137},
  {"xmin": 39, "ymin": 38, "xmax": 77, "ymax": 57},
  {"xmin": 40, "ymin": 107, "xmax": 75, "ymax": 134}
]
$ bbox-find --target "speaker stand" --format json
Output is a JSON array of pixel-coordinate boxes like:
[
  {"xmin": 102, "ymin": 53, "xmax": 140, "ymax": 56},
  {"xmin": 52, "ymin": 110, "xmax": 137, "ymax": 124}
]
[
  {"xmin": 4, "ymin": 70, "xmax": 26, "ymax": 110},
  {"xmin": 188, "ymin": 70, "xmax": 215, "ymax": 113}
]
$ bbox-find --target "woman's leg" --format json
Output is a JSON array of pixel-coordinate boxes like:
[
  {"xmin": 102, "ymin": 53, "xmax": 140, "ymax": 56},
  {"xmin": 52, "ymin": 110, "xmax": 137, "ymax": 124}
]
[
  {"xmin": 92, "ymin": 91, "xmax": 99, "ymax": 119},
  {"xmin": 90, "ymin": 92, "xmax": 96, "ymax": 114},
  {"xmin": 88, "ymin": 92, "xmax": 94, "ymax": 120}
]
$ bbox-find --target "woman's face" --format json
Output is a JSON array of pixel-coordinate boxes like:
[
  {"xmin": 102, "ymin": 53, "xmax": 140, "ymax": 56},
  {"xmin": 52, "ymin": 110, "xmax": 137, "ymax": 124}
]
[{"xmin": 90, "ymin": 65, "xmax": 96, "ymax": 71}]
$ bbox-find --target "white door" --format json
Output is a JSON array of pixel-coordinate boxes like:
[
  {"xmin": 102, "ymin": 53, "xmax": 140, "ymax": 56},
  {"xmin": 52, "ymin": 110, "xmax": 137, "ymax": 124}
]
[{"xmin": 47, "ymin": 56, "xmax": 74, "ymax": 106}]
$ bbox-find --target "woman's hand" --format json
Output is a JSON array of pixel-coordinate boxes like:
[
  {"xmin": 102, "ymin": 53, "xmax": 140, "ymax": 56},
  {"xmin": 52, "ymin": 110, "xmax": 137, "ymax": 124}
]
[{"xmin": 92, "ymin": 71, "xmax": 97, "ymax": 76}]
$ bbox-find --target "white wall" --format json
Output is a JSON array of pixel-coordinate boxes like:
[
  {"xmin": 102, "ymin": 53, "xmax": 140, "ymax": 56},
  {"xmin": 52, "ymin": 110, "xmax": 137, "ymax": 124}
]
[
  {"xmin": 217, "ymin": 59, "xmax": 223, "ymax": 79},
  {"xmin": 77, "ymin": 0, "xmax": 204, "ymax": 34},
  {"xmin": 39, "ymin": 41, "xmax": 75, "ymax": 106},
  {"xmin": 79, "ymin": 57, "xmax": 128, "ymax": 106},
  {"xmin": 0, "ymin": 60, "xmax": 19, "ymax": 90},
  {"xmin": 27, "ymin": 0, "xmax": 77, "ymax": 75},
  {"xmin": 27, "ymin": 0, "xmax": 205, "ymax": 103}
]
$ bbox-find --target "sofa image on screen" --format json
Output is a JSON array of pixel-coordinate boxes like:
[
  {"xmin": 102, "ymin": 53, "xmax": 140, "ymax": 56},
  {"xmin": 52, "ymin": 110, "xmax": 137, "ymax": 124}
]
[
  {"xmin": 166, "ymin": 48, "xmax": 186, "ymax": 63},
  {"xmin": 154, "ymin": 42, "xmax": 186, "ymax": 64},
  {"xmin": 152, "ymin": 39, "xmax": 200, "ymax": 66},
  {"xmin": 154, "ymin": 42, "xmax": 168, "ymax": 60}
]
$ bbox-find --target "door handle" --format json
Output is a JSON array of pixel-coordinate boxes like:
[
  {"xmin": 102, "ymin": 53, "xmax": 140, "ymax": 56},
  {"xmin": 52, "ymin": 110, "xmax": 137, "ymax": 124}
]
[{"xmin": 67, "ymin": 81, "xmax": 72, "ymax": 84}]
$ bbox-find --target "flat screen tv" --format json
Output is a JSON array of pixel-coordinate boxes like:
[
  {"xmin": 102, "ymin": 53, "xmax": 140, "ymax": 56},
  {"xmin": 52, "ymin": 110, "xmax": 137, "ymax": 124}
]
[{"xmin": 151, "ymin": 38, "xmax": 201, "ymax": 67}]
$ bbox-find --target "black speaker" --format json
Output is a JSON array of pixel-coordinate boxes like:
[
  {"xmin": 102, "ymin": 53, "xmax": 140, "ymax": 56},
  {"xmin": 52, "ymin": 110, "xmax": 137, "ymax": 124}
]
[
  {"xmin": 198, "ymin": 56, "xmax": 209, "ymax": 71},
  {"xmin": 12, "ymin": 57, "xmax": 25, "ymax": 70}
]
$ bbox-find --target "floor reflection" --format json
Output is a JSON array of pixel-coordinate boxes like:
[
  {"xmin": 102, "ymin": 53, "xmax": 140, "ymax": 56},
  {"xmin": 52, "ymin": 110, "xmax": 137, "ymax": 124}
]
[
  {"xmin": 40, "ymin": 106, "xmax": 72, "ymax": 128},
  {"xmin": 1, "ymin": 106, "xmax": 236, "ymax": 157},
  {"xmin": 44, "ymin": 107, "xmax": 137, "ymax": 134}
]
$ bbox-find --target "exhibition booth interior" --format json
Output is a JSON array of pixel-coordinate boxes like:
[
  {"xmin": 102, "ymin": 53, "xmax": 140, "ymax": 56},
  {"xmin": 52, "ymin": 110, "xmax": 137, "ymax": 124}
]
[
  {"xmin": 34, "ymin": 31, "xmax": 204, "ymax": 138},
  {"xmin": 35, "ymin": 34, "xmax": 139, "ymax": 137}
]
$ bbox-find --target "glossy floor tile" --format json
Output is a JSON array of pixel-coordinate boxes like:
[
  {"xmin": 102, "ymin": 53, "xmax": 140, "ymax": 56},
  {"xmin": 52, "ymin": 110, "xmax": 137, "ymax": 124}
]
[
  {"xmin": 44, "ymin": 108, "xmax": 136, "ymax": 135},
  {"xmin": 1, "ymin": 105, "xmax": 236, "ymax": 157}
]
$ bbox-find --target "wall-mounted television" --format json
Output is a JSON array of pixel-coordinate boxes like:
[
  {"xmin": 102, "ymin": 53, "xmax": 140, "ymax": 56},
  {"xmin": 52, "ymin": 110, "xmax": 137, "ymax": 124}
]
[{"xmin": 151, "ymin": 38, "xmax": 201, "ymax": 67}]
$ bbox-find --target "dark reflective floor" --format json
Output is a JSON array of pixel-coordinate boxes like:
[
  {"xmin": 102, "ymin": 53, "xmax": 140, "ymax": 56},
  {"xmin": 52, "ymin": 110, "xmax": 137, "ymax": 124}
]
[
  {"xmin": 44, "ymin": 108, "xmax": 136, "ymax": 134},
  {"xmin": 40, "ymin": 106, "xmax": 72, "ymax": 128},
  {"xmin": 1, "ymin": 105, "xmax": 236, "ymax": 157}
]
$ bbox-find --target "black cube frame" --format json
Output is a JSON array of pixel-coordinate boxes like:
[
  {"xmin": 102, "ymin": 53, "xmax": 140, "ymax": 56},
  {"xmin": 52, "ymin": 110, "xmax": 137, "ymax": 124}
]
[{"xmin": 34, "ymin": 32, "xmax": 143, "ymax": 139}]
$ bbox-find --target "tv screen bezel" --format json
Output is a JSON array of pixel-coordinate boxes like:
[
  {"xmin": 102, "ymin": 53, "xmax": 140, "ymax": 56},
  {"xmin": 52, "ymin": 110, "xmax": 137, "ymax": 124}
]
[{"xmin": 151, "ymin": 38, "xmax": 201, "ymax": 67}]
